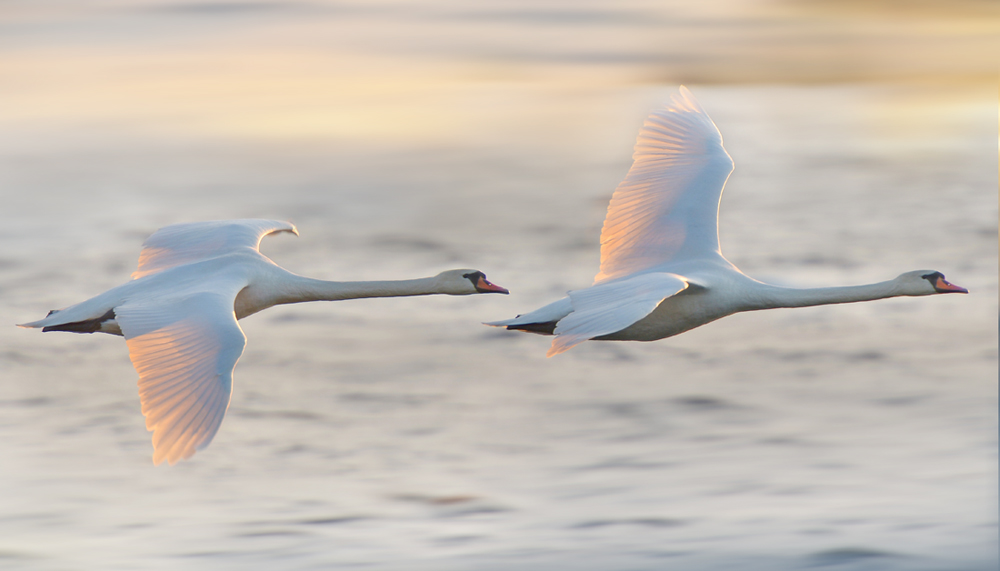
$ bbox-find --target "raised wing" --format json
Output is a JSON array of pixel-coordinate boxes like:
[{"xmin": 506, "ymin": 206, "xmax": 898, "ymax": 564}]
[
  {"xmin": 548, "ymin": 273, "xmax": 689, "ymax": 357},
  {"xmin": 595, "ymin": 87, "xmax": 734, "ymax": 284},
  {"xmin": 133, "ymin": 219, "xmax": 297, "ymax": 279},
  {"xmin": 116, "ymin": 288, "xmax": 247, "ymax": 465}
]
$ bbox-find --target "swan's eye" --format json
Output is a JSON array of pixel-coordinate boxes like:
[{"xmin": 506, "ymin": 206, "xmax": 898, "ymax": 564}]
[
  {"xmin": 462, "ymin": 271, "xmax": 483, "ymax": 282},
  {"xmin": 920, "ymin": 271, "xmax": 942, "ymax": 282}
]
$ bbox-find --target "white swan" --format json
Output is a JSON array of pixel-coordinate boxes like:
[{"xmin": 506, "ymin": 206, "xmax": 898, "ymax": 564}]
[
  {"xmin": 19, "ymin": 219, "xmax": 508, "ymax": 465},
  {"xmin": 486, "ymin": 87, "xmax": 967, "ymax": 357}
]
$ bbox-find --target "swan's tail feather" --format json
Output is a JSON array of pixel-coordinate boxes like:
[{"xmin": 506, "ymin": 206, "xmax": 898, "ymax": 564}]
[
  {"xmin": 18, "ymin": 308, "xmax": 116, "ymax": 333},
  {"xmin": 484, "ymin": 314, "xmax": 558, "ymax": 335},
  {"xmin": 484, "ymin": 297, "xmax": 574, "ymax": 330},
  {"xmin": 38, "ymin": 309, "xmax": 117, "ymax": 333},
  {"xmin": 483, "ymin": 313, "xmax": 543, "ymax": 328},
  {"xmin": 504, "ymin": 321, "xmax": 557, "ymax": 335},
  {"xmin": 18, "ymin": 316, "xmax": 57, "ymax": 329},
  {"xmin": 18, "ymin": 308, "xmax": 74, "ymax": 329}
]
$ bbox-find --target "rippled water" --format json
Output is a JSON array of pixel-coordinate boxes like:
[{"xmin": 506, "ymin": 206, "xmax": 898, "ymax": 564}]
[{"xmin": 1, "ymin": 2, "xmax": 997, "ymax": 570}]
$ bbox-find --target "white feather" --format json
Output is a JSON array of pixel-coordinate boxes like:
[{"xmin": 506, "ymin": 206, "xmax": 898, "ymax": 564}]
[
  {"xmin": 595, "ymin": 86, "xmax": 733, "ymax": 284},
  {"xmin": 117, "ymin": 287, "xmax": 247, "ymax": 466},
  {"xmin": 20, "ymin": 219, "xmax": 508, "ymax": 464},
  {"xmin": 548, "ymin": 273, "xmax": 688, "ymax": 356},
  {"xmin": 488, "ymin": 87, "xmax": 965, "ymax": 357},
  {"xmin": 133, "ymin": 219, "xmax": 297, "ymax": 279},
  {"xmin": 483, "ymin": 297, "xmax": 573, "ymax": 328}
]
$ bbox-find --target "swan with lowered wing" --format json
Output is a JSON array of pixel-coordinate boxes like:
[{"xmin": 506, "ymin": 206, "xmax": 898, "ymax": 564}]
[
  {"xmin": 487, "ymin": 87, "xmax": 966, "ymax": 357},
  {"xmin": 20, "ymin": 219, "xmax": 508, "ymax": 464}
]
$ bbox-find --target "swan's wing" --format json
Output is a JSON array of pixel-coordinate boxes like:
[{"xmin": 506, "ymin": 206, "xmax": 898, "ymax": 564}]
[
  {"xmin": 115, "ymin": 288, "xmax": 246, "ymax": 465},
  {"xmin": 133, "ymin": 219, "xmax": 297, "ymax": 279},
  {"xmin": 595, "ymin": 87, "xmax": 734, "ymax": 284},
  {"xmin": 548, "ymin": 273, "xmax": 689, "ymax": 357}
]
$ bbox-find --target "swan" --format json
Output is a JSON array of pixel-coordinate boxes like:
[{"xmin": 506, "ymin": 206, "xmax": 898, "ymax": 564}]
[
  {"xmin": 18, "ymin": 219, "xmax": 508, "ymax": 465},
  {"xmin": 486, "ymin": 87, "xmax": 967, "ymax": 357}
]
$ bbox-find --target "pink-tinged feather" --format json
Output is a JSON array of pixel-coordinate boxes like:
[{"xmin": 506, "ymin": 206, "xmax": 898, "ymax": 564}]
[
  {"xmin": 132, "ymin": 219, "xmax": 297, "ymax": 279},
  {"xmin": 117, "ymin": 287, "xmax": 246, "ymax": 465},
  {"xmin": 595, "ymin": 87, "xmax": 733, "ymax": 284}
]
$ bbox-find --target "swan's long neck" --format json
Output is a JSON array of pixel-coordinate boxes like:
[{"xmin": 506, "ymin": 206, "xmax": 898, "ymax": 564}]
[
  {"xmin": 280, "ymin": 275, "xmax": 446, "ymax": 303},
  {"xmin": 746, "ymin": 279, "xmax": 901, "ymax": 310},
  {"xmin": 236, "ymin": 273, "xmax": 450, "ymax": 319}
]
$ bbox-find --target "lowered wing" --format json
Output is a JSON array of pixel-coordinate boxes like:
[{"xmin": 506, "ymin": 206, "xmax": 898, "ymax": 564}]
[
  {"xmin": 548, "ymin": 273, "xmax": 689, "ymax": 357},
  {"xmin": 116, "ymin": 286, "xmax": 247, "ymax": 465}
]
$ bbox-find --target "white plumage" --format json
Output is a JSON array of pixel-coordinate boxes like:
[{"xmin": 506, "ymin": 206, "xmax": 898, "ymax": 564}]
[
  {"xmin": 20, "ymin": 220, "xmax": 508, "ymax": 464},
  {"xmin": 487, "ymin": 87, "xmax": 967, "ymax": 357}
]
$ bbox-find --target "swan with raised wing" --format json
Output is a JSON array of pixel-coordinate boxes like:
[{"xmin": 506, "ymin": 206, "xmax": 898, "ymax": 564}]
[
  {"xmin": 486, "ymin": 87, "xmax": 966, "ymax": 357},
  {"xmin": 19, "ymin": 219, "xmax": 508, "ymax": 465}
]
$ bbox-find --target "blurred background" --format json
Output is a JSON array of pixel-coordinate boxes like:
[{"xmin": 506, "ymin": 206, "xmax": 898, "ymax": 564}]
[{"xmin": 1, "ymin": 1, "xmax": 997, "ymax": 569}]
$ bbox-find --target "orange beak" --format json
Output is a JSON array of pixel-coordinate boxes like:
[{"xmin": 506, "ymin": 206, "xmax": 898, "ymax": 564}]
[
  {"xmin": 477, "ymin": 276, "xmax": 509, "ymax": 294},
  {"xmin": 935, "ymin": 276, "xmax": 968, "ymax": 294}
]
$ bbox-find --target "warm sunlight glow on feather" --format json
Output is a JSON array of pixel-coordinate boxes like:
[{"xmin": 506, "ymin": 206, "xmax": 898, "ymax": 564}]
[{"xmin": 21, "ymin": 220, "xmax": 506, "ymax": 464}]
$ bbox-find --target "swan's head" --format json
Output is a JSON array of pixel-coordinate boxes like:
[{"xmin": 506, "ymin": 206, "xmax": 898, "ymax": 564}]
[
  {"xmin": 896, "ymin": 270, "xmax": 968, "ymax": 296},
  {"xmin": 435, "ymin": 270, "xmax": 509, "ymax": 295}
]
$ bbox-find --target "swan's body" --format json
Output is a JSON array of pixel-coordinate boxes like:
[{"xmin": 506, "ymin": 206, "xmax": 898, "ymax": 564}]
[
  {"xmin": 487, "ymin": 87, "xmax": 967, "ymax": 357},
  {"xmin": 19, "ymin": 219, "xmax": 508, "ymax": 465}
]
